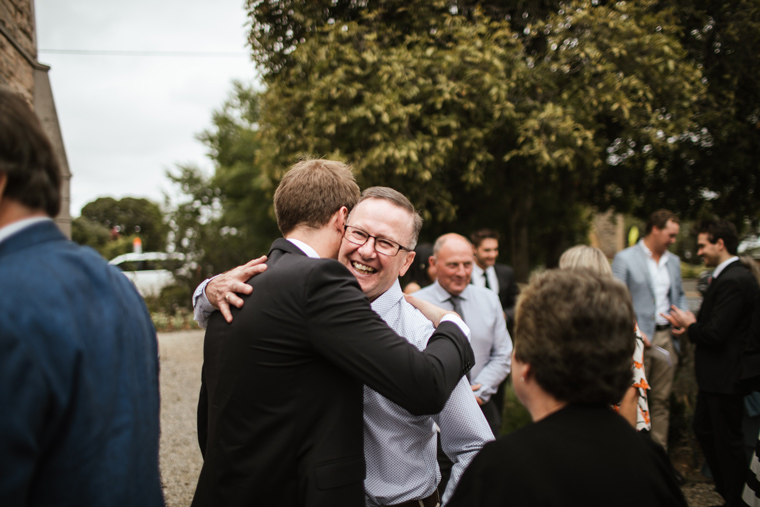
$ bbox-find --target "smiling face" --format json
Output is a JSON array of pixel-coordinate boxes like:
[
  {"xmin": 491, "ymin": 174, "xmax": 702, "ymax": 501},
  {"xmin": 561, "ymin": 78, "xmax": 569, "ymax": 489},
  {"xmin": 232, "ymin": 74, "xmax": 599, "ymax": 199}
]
[
  {"xmin": 696, "ymin": 232, "xmax": 723, "ymax": 268},
  {"xmin": 473, "ymin": 237, "xmax": 499, "ymax": 269},
  {"xmin": 338, "ymin": 198, "xmax": 416, "ymax": 301},
  {"xmin": 432, "ymin": 235, "xmax": 474, "ymax": 296}
]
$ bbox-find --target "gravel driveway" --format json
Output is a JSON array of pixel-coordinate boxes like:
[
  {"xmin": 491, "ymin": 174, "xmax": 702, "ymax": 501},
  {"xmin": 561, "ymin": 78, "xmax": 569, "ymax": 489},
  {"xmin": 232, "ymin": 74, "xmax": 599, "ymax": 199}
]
[{"xmin": 157, "ymin": 330, "xmax": 723, "ymax": 506}]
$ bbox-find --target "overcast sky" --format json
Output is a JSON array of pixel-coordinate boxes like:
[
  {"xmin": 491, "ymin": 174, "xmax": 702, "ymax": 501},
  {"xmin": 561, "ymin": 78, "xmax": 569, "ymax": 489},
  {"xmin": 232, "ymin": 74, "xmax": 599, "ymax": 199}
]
[{"xmin": 35, "ymin": 0, "xmax": 258, "ymax": 216}]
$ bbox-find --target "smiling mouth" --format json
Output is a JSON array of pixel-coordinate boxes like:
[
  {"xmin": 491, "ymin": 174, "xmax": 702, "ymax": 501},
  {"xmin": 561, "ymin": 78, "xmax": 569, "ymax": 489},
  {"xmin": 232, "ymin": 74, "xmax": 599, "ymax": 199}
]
[{"xmin": 351, "ymin": 261, "xmax": 377, "ymax": 274}]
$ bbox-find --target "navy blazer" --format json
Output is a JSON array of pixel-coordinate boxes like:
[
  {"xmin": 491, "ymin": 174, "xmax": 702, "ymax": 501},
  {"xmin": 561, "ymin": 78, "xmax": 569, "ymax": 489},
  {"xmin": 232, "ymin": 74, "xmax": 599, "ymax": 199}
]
[
  {"xmin": 0, "ymin": 220, "xmax": 163, "ymax": 506},
  {"xmin": 688, "ymin": 260, "xmax": 759, "ymax": 394},
  {"xmin": 193, "ymin": 238, "xmax": 474, "ymax": 507}
]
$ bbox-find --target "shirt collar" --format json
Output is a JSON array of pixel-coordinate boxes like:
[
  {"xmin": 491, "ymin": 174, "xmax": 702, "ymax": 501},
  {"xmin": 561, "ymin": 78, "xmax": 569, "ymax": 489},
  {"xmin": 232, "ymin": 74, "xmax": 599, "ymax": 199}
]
[
  {"xmin": 370, "ymin": 279, "xmax": 404, "ymax": 319},
  {"xmin": 0, "ymin": 216, "xmax": 52, "ymax": 247},
  {"xmin": 712, "ymin": 256, "xmax": 739, "ymax": 279},
  {"xmin": 639, "ymin": 239, "xmax": 670, "ymax": 263},
  {"xmin": 472, "ymin": 263, "xmax": 485, "ymax": 278},
  {"xmin": 430, "ymin": 280, "xmax": 469, "ymax": 302},
  {"xmin": 287, "ymin": 238, "xmax": 320, "ymax": 258}
]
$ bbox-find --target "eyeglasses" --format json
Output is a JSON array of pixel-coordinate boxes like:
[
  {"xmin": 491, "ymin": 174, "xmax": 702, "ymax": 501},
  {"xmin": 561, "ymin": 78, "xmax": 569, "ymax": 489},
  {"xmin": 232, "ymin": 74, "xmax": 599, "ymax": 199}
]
[{"xmin": 343, "ymin": 225, "xmax": 411, "ymax": 257}]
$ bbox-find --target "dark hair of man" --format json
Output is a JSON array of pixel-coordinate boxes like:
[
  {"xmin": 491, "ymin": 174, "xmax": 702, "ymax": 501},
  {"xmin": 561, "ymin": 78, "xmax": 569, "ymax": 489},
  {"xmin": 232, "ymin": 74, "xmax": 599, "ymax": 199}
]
[
  {"xmin": 0, "ymin": 87, "xmax": 62, "ymax": 217},
  {"xmin": 696, "ymin": 218, "xmax": 739, "ymax": 255},
  {"xmin": 273, "ymin": 158, "xmax": 360, "ymax": 235},
  {"xmin": 470, "ymin": 228, "xmax": 500, "ymax": 248},
  {"xmin": 514, "ymin": 269, "xmax": 635, "ymax": 405},
  {"xmin": 645, "ymin": 209, "xmax": 679, "ymax": 235},
  {"xmin": 352, "ymin": 186, "xmax": 423, "ymax": 249}
]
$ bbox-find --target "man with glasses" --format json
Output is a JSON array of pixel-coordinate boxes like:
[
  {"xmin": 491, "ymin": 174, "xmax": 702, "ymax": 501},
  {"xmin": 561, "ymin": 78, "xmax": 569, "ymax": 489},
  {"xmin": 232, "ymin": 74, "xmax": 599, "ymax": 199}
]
[
  {"xmin": 192, "ymin": 161, "xmax": 474, "ymax": 507},
  {"xmin": 194, "ymin": 186, "xmax": 491, "ymax": 506}
]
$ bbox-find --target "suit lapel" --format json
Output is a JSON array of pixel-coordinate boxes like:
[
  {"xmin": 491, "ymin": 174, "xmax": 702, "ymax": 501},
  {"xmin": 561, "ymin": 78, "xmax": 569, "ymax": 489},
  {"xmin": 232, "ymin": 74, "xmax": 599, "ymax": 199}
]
[{"xmin": 633, "ymin": 246, "xmax": 656, "ymax": 299}]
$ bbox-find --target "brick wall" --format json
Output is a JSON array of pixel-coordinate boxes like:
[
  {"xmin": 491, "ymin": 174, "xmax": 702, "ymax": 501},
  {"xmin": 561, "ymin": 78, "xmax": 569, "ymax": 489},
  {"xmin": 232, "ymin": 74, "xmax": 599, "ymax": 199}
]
[{"xmin": 0, "ymin": 0, "xmax": 35, "ymax": 101}]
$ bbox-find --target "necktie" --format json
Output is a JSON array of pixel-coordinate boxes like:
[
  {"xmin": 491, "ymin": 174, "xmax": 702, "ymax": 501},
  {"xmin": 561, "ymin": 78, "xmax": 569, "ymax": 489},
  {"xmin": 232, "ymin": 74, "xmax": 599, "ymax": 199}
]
[
  {"xmin": 483, "ymin": 271, "xmax": 491, "ymax": 290},
  {"xmin": 448, "ymin": 295, "xmax": 464, "ymax": 322},
  {"xmin": 447, "ymin": 294, "xmax": 469, "ymax": 380}
]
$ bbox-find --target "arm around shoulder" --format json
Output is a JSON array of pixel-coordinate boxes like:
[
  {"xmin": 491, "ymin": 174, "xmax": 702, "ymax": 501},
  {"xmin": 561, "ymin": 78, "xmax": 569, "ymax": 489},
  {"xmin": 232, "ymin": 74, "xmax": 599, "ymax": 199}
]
[{"xmin": 305, "ymin": 260, "xmax": 474, "ymax": 415}]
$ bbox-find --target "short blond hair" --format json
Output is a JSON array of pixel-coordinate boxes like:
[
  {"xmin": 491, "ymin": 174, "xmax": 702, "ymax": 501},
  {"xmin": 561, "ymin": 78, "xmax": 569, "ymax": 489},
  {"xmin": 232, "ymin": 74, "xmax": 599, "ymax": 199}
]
[
  {"xmin": 273, "ymin": 159, "xmax": 360, "ymax": 235},
  {"xmin": 558, "ymin": 245, "xmax": 612, "ymax": 277}
]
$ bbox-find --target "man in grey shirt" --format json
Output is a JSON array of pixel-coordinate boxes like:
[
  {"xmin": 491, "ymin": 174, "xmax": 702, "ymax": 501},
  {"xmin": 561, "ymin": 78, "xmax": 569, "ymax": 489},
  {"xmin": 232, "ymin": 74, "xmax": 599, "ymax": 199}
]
[
  {"xmin": 195, "ymin": 188, "xmax": 492, "ymax": 506},
  {"xmin": 414, "ymin": 233, "xmax": 513, "ymax": 438}
]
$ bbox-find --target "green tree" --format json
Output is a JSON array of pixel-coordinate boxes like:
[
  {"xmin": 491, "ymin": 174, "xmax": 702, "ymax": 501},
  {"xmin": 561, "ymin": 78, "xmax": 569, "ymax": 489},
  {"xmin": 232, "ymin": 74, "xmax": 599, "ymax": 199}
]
[
  {"xmin": 71, "ymin": 215, "xmax": 110, "ymax": 252},
  {"xmin": 166, "ymin": 83, "xmax": 279, "ymax": 289},
  {"xmin": 252, "ymin": 0, "xmax": 704, "ymax": 278},
  {"xmin": 80, "ymin": 197, "xmax": 168, "ymax": 253}
]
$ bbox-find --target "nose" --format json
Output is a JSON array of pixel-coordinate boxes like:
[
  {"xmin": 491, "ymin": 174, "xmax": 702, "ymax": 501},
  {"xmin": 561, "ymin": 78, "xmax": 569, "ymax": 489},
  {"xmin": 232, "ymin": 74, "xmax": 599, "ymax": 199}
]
[{"xmin": 357, "ymin": 237, "xmax": 377, "ymax": 257}]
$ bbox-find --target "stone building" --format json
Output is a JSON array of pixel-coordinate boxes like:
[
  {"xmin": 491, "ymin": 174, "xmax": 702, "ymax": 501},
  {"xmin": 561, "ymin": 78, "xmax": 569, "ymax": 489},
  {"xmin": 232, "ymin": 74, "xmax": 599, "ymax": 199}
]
[{"xmin": 0, "ymin": 0, "xmax": 71, "ymax": 236}]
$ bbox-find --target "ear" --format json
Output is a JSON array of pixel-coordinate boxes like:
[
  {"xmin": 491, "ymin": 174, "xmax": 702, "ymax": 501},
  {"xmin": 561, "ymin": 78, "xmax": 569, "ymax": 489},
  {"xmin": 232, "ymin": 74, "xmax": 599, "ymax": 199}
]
[
  {"xmin": 716, "ymin": 237, "xmax": 726, "ymax": 251},
  {"xmin": 428, "ymin": 255, "xmax": 437, "ymax": 270},
  {"xmin": 0, "ymin": 172, "xmax": 6, "ymax": 200},
  {"xmin": 333, "ymin": 206, "xmax": 348, "ymax": 231},
  {"xmin": 398, "ymin": 251, "xmax": 416, "ymax": 277}
]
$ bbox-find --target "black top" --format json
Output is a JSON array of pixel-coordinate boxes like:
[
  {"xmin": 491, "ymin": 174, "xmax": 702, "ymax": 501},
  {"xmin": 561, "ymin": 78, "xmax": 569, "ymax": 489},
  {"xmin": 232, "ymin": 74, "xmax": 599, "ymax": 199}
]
[{"xmin": 448, "ymin": 404, "xmax": 687, "ymax": 507}]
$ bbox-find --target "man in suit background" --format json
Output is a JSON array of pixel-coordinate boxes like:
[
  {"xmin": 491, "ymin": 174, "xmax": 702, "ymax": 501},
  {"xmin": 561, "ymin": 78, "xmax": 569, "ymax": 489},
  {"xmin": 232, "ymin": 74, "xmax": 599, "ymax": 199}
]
[
  {"xmin": 665, "ymin": 218, "xmax": 759, "ymax": 507},
  {"xmin": 612, "ymin": 209, "xmax": 687, "ymax": 452},
  {"xmin": 469, "ymin": 228, "xmax": 518, "ymax": 327},
  {"xmin": 192, "ymin": 160, "xmax": 474, "ymax": 507},
  {"xmin": 0, "ymin": 89, "xmax": 163, "ymax": 505}
]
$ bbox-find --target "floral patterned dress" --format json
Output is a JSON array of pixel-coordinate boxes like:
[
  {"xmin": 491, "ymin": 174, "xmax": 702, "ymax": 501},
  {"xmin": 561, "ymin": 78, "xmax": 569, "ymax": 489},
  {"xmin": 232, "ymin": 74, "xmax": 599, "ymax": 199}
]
[{"xmin": 614, "ymin": 325, "xmax": 651, "ymax": 431}]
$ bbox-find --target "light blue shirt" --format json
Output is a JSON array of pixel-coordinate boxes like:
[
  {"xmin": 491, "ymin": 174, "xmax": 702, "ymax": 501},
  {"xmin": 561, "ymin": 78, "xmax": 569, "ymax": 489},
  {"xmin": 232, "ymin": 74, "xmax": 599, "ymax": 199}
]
[
  {"xmin": 363, "ymin": 280, "xmax": 492, "ymax": 506},
  {"xmin": 415, "ymin": 281, "xmax": 512, "ymax": 402}
]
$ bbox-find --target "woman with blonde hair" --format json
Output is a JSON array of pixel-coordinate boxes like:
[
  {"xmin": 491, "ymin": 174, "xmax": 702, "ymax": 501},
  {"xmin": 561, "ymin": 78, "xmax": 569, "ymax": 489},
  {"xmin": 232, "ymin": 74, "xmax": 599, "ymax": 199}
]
[{"xmin": 558, "ymin": 245, "xmax": 651, "ymax": 432}]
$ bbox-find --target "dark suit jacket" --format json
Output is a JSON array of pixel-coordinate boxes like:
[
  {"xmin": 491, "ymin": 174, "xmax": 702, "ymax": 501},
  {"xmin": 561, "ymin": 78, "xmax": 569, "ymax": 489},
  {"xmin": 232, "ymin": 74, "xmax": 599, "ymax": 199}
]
[
  {"xmin": 494, "ymin": 263, "xmax": 518, "ymax": 325},
  {"xmin": 688, "ymin": 260, "xmax": 760, "ymax": 394},
  {"xmin": 193, "ymin": 239, "xmax": 473, "ymax": 507},
  {"xmin": 447, "ymin": 404, "xmax": 687, "ymax": 507},
  {"xmin": 0, "ymin": 221, "xmax": 163, "ymax": 506}
]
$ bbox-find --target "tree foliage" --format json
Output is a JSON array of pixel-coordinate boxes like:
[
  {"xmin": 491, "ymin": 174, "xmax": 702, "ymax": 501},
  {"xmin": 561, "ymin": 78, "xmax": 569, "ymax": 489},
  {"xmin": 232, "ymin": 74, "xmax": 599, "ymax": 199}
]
[
  {"xmin": 78, "ymin": 196, "xmax": 167, "ymax": 255},
  {"xmin": 166, "ymin": 82, "xmax": 279, "ymax": 289},
  {"xmin": 251, "ymin": 0, "xmax": 705, "ymax": 278}
]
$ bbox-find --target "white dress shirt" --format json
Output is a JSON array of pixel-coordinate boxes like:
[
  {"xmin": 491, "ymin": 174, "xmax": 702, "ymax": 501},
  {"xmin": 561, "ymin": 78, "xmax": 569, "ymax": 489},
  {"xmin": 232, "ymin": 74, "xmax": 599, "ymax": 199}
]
[
  {"xmin": 471, "ymin": 263, "xmax": 500, "ymax": 294},
  {"xmin": 712, "ymin": 256, "xmax": 739, "ymax": 280},
  {"xmin": 640, "ymin": 241, "xmax": 672, "ymax": 327},
  {"xmin": 363, "ymin": 280, "xmax": 492, "ymax": 506},
  {"xmin": 0, "ymin": 216, "xmax": 51, "ymax": 246},
  {"xmin": 414, "ymin": 282, "xmax": 512, "ymax": 402}
]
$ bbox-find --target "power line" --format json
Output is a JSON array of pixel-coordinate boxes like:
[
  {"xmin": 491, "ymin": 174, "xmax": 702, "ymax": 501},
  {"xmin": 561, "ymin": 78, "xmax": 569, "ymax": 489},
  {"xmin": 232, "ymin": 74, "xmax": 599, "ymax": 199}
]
[{"xmin": 37, "ymin": 49, "xmax": 248, "ymax": 57}]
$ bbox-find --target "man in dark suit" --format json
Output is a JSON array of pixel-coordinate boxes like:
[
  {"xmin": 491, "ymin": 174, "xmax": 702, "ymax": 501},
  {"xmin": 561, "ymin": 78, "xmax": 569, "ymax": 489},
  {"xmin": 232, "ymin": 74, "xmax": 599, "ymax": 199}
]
[
  {"xmin": 469, "ymin": 229, "xmax": 518, "ymax": 327},
  {"xmin": 665, "ymin": 218, "xmax": 759, "ymax": 507},
  {"xmin": 0, "ymin": 88, "xmax": 163, "ymax": 505},
  {"xmin": 192, "ymin": 160, "xmax": 474, "ymax": 507}
]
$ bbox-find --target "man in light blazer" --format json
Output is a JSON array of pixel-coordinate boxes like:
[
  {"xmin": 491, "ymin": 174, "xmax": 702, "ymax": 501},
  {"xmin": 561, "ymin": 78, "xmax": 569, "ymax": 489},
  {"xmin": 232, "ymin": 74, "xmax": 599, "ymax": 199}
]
[{"xmin": 612, "ymin": 209, "xmax": 687, "ymax": 451}]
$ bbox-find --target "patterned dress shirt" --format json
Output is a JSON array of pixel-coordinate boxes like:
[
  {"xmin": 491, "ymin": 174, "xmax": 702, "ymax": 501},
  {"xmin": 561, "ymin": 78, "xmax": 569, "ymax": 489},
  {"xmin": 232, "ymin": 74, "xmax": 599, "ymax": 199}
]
[{"xmin": 364, "ymin": 280, "xmax": 492, "ymax": 506}]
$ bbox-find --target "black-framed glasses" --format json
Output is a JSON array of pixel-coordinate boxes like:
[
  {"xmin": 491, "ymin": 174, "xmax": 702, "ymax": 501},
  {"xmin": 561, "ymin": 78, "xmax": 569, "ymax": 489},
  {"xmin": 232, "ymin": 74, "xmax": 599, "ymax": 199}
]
[{"xmin": 343, "ymin": 225, "xmax": 411, "ymax": 257}]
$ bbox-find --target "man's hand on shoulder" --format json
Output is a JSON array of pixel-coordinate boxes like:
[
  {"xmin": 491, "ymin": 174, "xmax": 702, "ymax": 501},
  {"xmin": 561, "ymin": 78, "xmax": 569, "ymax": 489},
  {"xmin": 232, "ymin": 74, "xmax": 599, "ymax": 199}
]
[
  {"xmin": 208, "ymin": 256, "xmax": 267, "ymax": 323},
  {"xmin": 404, "ymin": 294, "xmax": 453, "ymax": 328}
]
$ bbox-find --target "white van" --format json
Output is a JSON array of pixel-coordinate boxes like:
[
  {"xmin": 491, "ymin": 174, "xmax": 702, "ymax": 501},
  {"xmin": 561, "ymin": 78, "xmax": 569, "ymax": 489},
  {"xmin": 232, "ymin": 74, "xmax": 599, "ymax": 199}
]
[{"xmin": 109, "ymin": 252, "xmax": 185, "ymax": 297}]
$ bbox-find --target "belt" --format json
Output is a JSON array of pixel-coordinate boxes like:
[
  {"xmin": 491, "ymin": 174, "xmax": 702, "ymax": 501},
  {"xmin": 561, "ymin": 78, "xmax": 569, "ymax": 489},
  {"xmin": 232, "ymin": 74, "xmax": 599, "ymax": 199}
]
[
  {"xmin": 387, "ymin": 490, "xmax": 440, "ymax": 507},
  {"xmin": 655, "ymin": 323, "xmax": 671, "ymax": 331}
]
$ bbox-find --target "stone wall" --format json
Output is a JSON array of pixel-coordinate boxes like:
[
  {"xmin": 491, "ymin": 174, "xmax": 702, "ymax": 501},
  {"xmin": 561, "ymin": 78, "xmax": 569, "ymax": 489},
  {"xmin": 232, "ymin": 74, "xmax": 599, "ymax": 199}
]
[
  {"xmin": 0, "ymin": 0, "xmax": 35, "ymax": 100},
  {"xmin": 1, "ymin": 0, "xmax": 72, "ymax": 237}
]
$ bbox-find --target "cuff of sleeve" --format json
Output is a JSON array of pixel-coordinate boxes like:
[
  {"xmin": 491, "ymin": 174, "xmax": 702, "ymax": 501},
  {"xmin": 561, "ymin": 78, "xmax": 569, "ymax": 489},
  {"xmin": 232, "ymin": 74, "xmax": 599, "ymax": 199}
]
[
  {"xmin": 440, "ymin": 314, "xmax": 471, "ymax": 341},
  {"xmin": 193, "ymin": 277, "xmax": 216, "ymax": 328}
]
